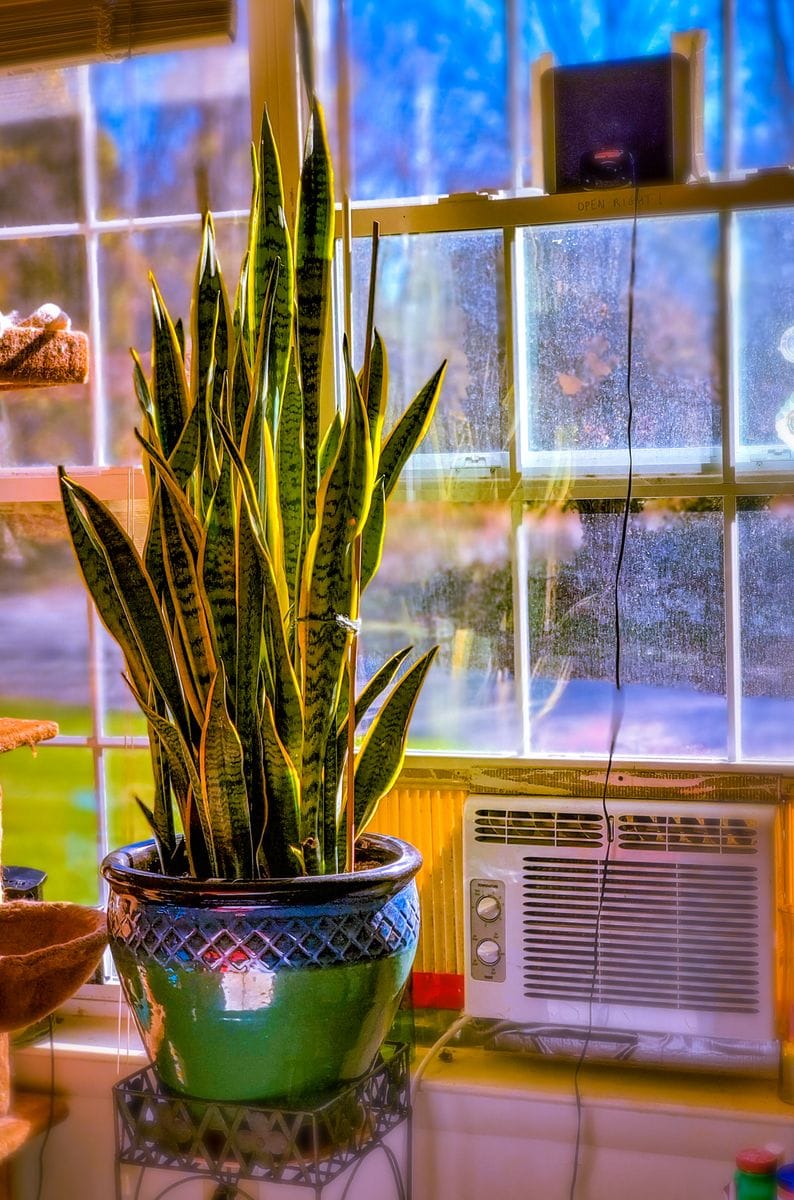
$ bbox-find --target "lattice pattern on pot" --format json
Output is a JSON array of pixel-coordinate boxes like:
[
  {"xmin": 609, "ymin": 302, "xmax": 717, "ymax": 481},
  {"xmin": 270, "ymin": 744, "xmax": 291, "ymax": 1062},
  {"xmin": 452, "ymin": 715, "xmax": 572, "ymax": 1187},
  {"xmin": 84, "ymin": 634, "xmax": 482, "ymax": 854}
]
[
  {"xmin": 108, "ymin": 888, "xmax": 420, "ymax": 970},
  {"xmin": 113, "ymin": 1045, "xmax": 410, "ymax": 1188}
]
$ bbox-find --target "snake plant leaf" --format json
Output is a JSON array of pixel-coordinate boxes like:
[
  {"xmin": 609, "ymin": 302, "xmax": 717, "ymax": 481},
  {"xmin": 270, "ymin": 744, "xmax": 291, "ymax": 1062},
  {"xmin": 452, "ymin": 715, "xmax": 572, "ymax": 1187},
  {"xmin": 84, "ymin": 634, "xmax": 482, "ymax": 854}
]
[
  {"xmin": 132, "ymin": 348, "xmax": 154, "ymax": 424},
  {"xmin": 59, "ymin": 470, "xmax": 191, "ymax": 739},
  {"xmin": 318, "ymin": 410, "xmax": 342, "ymax": 481},
  {"xmin": 341, "ymin": 337, "xmax": 375, "ymax": 535},
  {"xmin": 246, "ymin": 259, "xmax": 280, "ymax": 510},
  {"xmin": 298, "ymin": 353, "xmax": 372, "ymax": 864},
  {"xmin": 135, "ymin": 429, "xmax": 202, "ymax": 562},
  {"xmin": 379, "ymin": 361, "xmax": 447, "ymax": 500},
  {"xmin": 334, "ymin": 643, "xmax": 413, "ymax": 770},
  {"xmin": 193, "ymin": 214, "xmax": 224, "ymax": 413},
  {"xmin": 252, "ymin": 513, "xmax": 303, "ymax": 770},
  {"xmin": 229, "ymin": 337, "xmax": 253, "ymax": 446},
  {"xmin": 158, "ymin": 485, "xmax": 217, "ymax": 710},
  {"xmin": 261, "ymin": 696, "xmax": 302, "ymax": 877},
  {"xmin": 295, "ymin": 98, "xmax": 334, "ymax": 536},
  {"xmin": 199, "ymin": 447, "xmax": 238, "ymax": 701},
  {"xmin": 167, "ymin": 385, "xmax": 201, "ymax": 488},
  {"xmin": 174, "ymin": 317, "xmax": 186, "ymax": 361},
  {"xmin": 235, "ymin": 494, "xmax": 265, "ymax": 751},
  {"xmin": 58, "ymin": 469, "xmax": 150, "ymax": 702},
  {"xmin": 251, "ymin": 107, "xmax": 294, "ymax": 419},
  {"xmin": 200, "ymin": 667, "xmax": 254, "ymax": 879},
  {"xmin": 276, "ymin": 349, "xmax": 304, "ymax": 613},
  {"xmin": 352, "ymin": 645, "xmax": 439, "ymax": 836},
  {"xmin": 364, "ymin": 329, "xmax": 388, "ymax": 459},
  {"xmin": 126, "ymin": 677, "xmax": 210, "ymax": 863},
  {"xmin": 215, "ymin": 417, "xmax": 268, "ymax": 549},
  {"xmin": 359, "ymin": 476, "xmax": 386, "ymax": 593},
  {"xmin": 150, "ymin": 274, "xmax": 190, "ymax": 459}
]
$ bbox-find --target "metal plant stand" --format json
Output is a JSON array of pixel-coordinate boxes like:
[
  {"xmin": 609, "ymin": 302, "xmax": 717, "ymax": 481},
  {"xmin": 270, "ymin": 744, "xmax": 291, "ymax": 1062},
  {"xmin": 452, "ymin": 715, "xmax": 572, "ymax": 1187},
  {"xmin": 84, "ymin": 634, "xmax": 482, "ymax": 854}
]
[{"xmin": 113, "ymin": 1044, "xmax": 411, "ymax": 1200}]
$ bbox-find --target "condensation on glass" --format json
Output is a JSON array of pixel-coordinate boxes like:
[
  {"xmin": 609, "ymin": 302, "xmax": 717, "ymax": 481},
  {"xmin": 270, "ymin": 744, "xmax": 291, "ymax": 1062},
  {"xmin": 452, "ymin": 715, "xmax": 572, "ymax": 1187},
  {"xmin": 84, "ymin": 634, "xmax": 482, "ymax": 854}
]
[
  {"xmin": 351, "ymin": 231, "xmax": 508, "ymax": 455},
  {"xmin": 520, "ymin": 216, "xmax": 721, "ymax": 469},
  {"xmin": 524, "ymin": 497, "xmax": 727, "ymax": 757},
  {"xmin": 737, "ymin": 495, "xmax": 794, "ymax": 761}
]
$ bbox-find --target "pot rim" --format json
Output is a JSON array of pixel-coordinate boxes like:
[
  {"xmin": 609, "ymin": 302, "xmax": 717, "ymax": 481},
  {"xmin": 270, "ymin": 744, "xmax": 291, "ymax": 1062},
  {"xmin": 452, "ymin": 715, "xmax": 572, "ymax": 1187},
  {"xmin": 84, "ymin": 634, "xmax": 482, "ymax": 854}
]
[{"xmin": 102, "ymin": 833, "xmax": 422, "ymax": 907}]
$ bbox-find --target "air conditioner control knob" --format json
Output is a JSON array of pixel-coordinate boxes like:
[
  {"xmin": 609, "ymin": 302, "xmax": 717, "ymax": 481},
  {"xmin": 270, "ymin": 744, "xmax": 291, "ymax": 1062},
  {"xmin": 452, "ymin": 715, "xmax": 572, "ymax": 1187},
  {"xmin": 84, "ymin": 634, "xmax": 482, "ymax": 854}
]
[
  {"xmin": 476, "ymin": 894, "xmax": 501, "ymax": 922},
  {"xmin": 476, "ymin": 938, "xmax": 501, "ymax": 966}
]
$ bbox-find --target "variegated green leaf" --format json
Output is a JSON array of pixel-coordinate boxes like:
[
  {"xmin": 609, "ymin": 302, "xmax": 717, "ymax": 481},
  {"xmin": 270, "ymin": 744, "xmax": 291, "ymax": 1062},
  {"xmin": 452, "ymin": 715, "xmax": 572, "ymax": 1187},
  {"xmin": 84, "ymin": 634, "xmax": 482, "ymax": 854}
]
[
  {"xmin": 359, "ymin": 476, "xmax": 386, "ymax": 593},
  {"xmin": 59, "ymin": 469, "xmax": 149, "ymax": 702},
  {"xmin": 334, "ymin": 644, "xmax": 412, "ymax": 770},
  {"xmin": 59, "ymin": 470, "xmax": 191, "ymax": 739},
  {"xmin": 295, "ymin": 99, "xmax": 334, "ymax": 537},
  {"xmin": 200, "ymin": 667, "xmax": 254, "ymax": 879},
  {"xmin": 364, "ymin": 329, "xmax": 387, "ymax": 459},
  {"xmin": 318, "ymin": 410, "xmax": 342, "ymax": 480},
  {"xmin": 261, "ymin": 697, "xmax": 302, "ymax": 877},
  {"xmin": 379, "ymin": 361, "xmax": 446, "ymax": 499},
  {"xmin": 199, "ymin": 446, "xmax": 238, "ymax": 700},
  {"xmin": 276, "ymin": 349, "xmax": 304, "ymax": 614},
  {"xmin": 159, "ymin": 486, "xmax": 217, "ymax": 709},
  {"xmin": 150, "ymin": 274, "xmax": 190, "ymax": 458},
  {"xmin": 250, "ymin": 108, "xmax": 294, "ymax": 422},
  {"xmin": 352, "ymin": 646, "xmax": 439, "ymax": 836}
]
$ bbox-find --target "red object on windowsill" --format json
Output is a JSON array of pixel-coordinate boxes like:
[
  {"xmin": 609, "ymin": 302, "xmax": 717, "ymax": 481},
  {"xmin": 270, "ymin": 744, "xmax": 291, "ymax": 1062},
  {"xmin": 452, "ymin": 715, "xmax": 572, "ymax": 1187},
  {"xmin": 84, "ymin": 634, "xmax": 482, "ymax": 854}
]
[{"xmin": 411, "ymin": 972, "xmax": 464, "ymax": 1010}]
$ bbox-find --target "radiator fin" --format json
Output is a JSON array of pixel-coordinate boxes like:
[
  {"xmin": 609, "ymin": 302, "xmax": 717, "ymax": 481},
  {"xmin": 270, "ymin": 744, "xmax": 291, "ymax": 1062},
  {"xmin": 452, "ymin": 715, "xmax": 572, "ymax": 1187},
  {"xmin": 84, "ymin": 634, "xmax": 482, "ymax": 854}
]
[{"xmin": 522, "ymin": 858, "xmax": 761, "ymax": 1013}]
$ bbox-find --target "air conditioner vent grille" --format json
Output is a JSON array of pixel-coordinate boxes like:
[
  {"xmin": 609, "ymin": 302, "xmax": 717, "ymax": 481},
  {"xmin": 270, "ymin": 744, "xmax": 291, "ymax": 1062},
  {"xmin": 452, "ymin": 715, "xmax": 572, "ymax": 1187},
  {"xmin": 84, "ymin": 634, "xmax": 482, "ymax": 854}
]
[
  {"xmin": 474, "ymin": 808, "xmax": 604, "ymax": 848},
  {"xmin": 617, "ymin": 814, "xmax": 758, "ymax": 854},
  {"xmin": 522, "ymin": 857, "xmax": 761, "ymax": 1013}
]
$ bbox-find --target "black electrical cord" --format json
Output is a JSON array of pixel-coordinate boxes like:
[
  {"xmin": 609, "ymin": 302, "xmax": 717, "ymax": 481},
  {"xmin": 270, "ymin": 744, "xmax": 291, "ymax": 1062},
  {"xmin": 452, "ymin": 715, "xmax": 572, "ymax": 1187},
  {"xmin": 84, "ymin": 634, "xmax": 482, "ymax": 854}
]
[{"xmin": 567, "ymin": 169, "xmax": 639, "ymax": 1200}]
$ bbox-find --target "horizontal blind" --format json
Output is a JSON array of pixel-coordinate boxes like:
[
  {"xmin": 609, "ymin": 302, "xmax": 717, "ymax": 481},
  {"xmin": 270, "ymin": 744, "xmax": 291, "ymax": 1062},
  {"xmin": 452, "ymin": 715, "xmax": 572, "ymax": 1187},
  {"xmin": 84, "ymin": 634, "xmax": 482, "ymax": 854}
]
[{"xmin": 0, "ymin": 0, "xmax": 236, "ymax": 70}]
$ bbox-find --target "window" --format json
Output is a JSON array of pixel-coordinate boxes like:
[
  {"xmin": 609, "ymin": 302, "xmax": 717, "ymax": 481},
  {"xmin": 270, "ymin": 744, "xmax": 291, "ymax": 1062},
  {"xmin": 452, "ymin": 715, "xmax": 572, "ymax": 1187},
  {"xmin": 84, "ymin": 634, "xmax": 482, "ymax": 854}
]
[
  {"xmin": 1, "ymin": 0, "xmax": 792, "ymax": 908},
  {"xmin": 0, "ymin": 6, "xmax": 253, "ymax": 903}
]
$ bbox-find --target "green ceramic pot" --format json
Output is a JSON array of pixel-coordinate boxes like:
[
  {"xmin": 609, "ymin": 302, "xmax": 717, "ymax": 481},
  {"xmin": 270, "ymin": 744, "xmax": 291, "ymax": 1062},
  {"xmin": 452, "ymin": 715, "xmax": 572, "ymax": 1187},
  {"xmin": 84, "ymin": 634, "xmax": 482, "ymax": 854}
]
[{"xmin": 102, "ymin": 835, "xmax": 421, "ymax": 1104}]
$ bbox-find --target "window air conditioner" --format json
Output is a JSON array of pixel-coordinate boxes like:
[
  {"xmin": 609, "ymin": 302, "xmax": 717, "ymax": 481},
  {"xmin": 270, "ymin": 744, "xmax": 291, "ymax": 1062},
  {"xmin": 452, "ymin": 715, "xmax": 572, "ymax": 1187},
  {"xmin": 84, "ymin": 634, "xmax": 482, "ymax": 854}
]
[{"xmin": 464, "ymin": 795, "xmax": 776, "ymax": 1043}]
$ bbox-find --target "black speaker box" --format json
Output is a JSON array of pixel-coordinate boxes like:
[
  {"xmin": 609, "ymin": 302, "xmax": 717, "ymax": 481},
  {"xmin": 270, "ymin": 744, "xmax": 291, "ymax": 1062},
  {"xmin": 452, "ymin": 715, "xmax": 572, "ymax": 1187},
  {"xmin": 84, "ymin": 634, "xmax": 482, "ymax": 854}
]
[{"xmin": 540, "ymin": 53, "xmax": 692, "ymax": 193}]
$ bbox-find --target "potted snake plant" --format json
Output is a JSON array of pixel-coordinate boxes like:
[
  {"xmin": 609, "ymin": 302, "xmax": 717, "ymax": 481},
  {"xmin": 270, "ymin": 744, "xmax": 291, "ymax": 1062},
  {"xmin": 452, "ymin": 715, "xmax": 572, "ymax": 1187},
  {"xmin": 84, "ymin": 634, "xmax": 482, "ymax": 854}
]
[{"xmin": 58, "ymin": 94, "xmax": 445, "ymax": 1104}]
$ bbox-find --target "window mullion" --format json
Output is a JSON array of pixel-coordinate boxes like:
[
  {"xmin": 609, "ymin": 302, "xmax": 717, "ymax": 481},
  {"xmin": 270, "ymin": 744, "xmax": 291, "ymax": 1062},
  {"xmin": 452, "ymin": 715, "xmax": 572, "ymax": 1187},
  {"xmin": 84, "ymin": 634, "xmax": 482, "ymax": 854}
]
[
  {"xmin": 720, "ymin": 210, "xmax": 741, "ymax": 759},
  {"xmin": 77, "ymin": 65, "xmax": 106, "ymax": 468}
]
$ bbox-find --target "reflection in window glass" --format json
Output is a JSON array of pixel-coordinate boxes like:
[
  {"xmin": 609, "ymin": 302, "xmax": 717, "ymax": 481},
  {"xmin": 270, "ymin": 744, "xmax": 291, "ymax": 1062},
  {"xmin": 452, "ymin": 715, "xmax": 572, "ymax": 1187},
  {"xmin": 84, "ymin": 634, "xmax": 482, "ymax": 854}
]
[
  {"xmin": 526, "ymin": 497, "xmax": 726, "ymax": 756},
  {"xmin": 738, "ymin": 496, "xmax": 794, "ymax": 760},
  {"xmin": 522, "ymin": 217, "xmax": 720, "ymax": 464},
  {"xmin": 0, "ymin": 235, "xmax": 91, "ymax": 467},
  {"xmin": 360, "ymin": 501, "xmax": 518, "ymax": 752},
  {"xmin": 734, "ymin": 210, "xmax": 794, "ymax": 462},
  {"xmin": 735, "ymin": 4, "xmax": 794, "ymax": 172},
  {"xmin": 100, "ymin": 219, "xmax": 247, "ymax": 464},
  {"xmin": 2, "ymin": 749, "xmax": 99, "ymax": 905},
  {"xmin": 338, "ymin": 0, "xmax": 509, "ymax": 198},
  {"xmin": 0, "ymin": 504, "xmax": 91, "ymax": 737},
  {"xmin": 352, "ymin": 232, "xmax": 507, "ymax": 454},
  {"xmin": 0, "ymin": 69, "xmax": 83, "ymax": 226},
  {"xmin": 91, "ymin": 3, "xmax": 251, "ymax": 220}
]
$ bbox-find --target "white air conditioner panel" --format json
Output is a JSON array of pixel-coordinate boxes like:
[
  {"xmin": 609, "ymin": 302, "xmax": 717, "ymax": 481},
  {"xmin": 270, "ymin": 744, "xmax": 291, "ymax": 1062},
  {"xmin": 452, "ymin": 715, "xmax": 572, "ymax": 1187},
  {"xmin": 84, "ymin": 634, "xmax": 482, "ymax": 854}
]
[{"xmin": 464, "ymin": 795, "xmax": 776, "ymax": 1042}]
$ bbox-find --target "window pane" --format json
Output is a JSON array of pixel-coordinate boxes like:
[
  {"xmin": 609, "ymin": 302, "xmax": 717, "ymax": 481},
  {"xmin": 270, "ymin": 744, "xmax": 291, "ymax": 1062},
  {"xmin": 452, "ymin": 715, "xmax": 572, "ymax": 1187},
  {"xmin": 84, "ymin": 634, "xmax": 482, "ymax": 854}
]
[
  {"xmin": 100, "ymin": 218, "xmax": 247, "ymax": 463},
  {"xmin": 738, "ymin": 496, "xmax": 794, "ymax": 760},
  {"xmin": 0, "ymin": 69, "xmax": 83, "ymax": 226},
  {"xmin": 526, "ymin": 497, "xmax": 726, "ymax": 756},
  {"xmin": 0, "ymin": 235, "xmax": 91, "ymax": 467},
  {"xmin": 735, "ymin": 2, "xmax": 794, "ymax": 172},
  {"xmin": 2, "ymin": 748, "xmax": 99, "ymax": 905},
  {"xmin": 0, "ymin": 503, "xmax": 91, "ymax": 737},
  {"xmin": 734, "ymin": 209, "xmax": 794, "ymax": 468},
  {"xmin": 105, "ymin": 749, "xmax": 158, "ymax": 853},
  {"xmin": 359, "ymin": 501, "xmax": 518, "ymax": 752},
  {"xmin": 91, "ymin": 5, "xmax": 251, "ymax": 220},
  {"xmin": 521, "ymin": 216, "xmax": 721, "ymax": 470},
  {"xmin": 328, "ymin": 0, "xmax": 509, "ymax": 199},
  {"xmin": 352, "ymin": 231, "xmax": 507, "ymax": 455}
]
